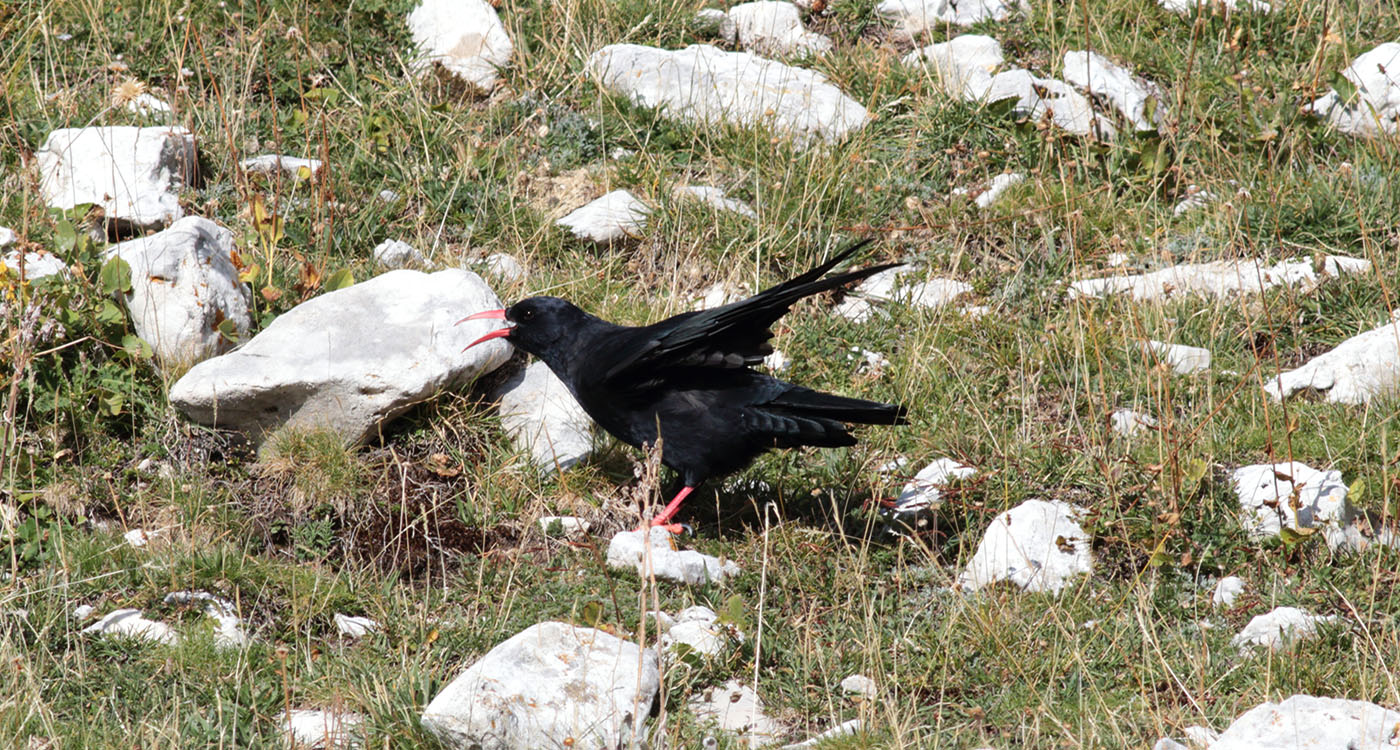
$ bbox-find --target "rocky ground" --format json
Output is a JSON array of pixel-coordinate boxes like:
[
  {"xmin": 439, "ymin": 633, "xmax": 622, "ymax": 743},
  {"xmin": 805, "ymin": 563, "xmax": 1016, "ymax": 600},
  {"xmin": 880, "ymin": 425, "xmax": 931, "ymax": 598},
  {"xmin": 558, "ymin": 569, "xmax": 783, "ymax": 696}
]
[{"xmin": 3, "ymin": 0, "xmax": 1400, "ymax": 748}]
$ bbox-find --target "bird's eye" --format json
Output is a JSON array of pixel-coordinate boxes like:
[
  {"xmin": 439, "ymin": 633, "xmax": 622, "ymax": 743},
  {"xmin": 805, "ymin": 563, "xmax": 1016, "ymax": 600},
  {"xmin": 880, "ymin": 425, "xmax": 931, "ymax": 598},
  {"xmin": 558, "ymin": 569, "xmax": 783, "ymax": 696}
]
[{"xmin": 519, "ymin": 308, "xmax": 535, "ymax": 321}]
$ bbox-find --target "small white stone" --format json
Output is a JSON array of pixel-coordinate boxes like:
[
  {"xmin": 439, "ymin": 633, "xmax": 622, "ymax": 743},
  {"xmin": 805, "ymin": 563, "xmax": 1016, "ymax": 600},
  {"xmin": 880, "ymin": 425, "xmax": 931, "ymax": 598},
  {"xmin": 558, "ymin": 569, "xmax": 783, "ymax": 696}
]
[
  {"xmin": 334, "ymin": 613, "xmax": 379, "ymax": 638},
  {"xmin": 1106, "ymin": 252, "xmax": 1129, "ymax": 267},
  {"xmin": 689, "ymin": 679, "xmax": 787, "ymax": 747},
  {"xmin": 555, "ymin": 189, "xmax": 649, "ymax": 244},
  {"xmin": 1172, "ymin": 185, "xmax": 1218, "ymax": 216},
  {"xmin": 606, "ymin": 527, "xmax": 740, "ymax": 584},
  {"xmin": 407, "ymin": 0, "xmax": 513, "ymax": 91},
  {"xmin": 0, "ymin": 227, "xmax": 14, "ymax": 248},
  {"xmin": 696, "ymin": 282, "xmax": 747, "ymax": 310},
  {"xmin": 240, "ymin": 154, "xmax": 322, "ymax": 179},
  {"xmin": 763, "ymin": 350, "xmax": 790, "ymax": 373},
  {"xmin": 482, "ymin": 252, "xmax": 525, "ymax": 282},
  {"xmin": 280, "ymin": 708, "xmax": 364, "ymax": 750},
  {"xmin": 1307, "ymin": 43, "xmax": 1400, "ymax": 137},
  {"xmin": 538, "ymin": 516, "xmax": 590, "ymax": 537},
  {"xmin": 124, "ymin": 528, "xmax": 155, "ymax": 548},
  {"xmin": 1153, "ymin": 740, "xmax": 1190, "ymax": 750},
  {"xmin": 902, "ymin": 34, "xmax": 1004, "ymax": 98},
  {"xmin": 1230, "ymin": 606, "xmax": 1340, "ymax": 653},
  {"xmin": 1211, "ymin": 696, "xmax": 1400, "ymax": 750},
  {"xmin": 983, "ymin": 69, "xmax": 1116, "ymax": 140},
  {"xmin": 1144, "ymin": 340, "xmax": 1211, "ymax": 375},
  {"xmin": 125, "ymin": 92, "xmax": 172, "ymax": 117},
  {"xmin": 893, "ymin": 458, "xmax": 976, "ymax": 512},
  {"xmin": 958, "ymin": 499, "xmax": 1093, "ymax": 595},
  {"xmin": 377, "ymin": 189, "xmax": 400, "ymax": 203},
  {"xmin": 1157, "ymin": 0, "xmax": 1270, "ymax": 14},
  {"xmin": 1182, "ymin": 725, "xmax": 1218, "ymax": 748},
  {"xmin": 1110, "ymin": 408, "xmax": 1157, "ymax": 437},
  {"xmin": 1069, "ymin": 255, "xmax": 1370, "ymax": 302},
  {"xmin": 839, "ymin": 674, "xmax": 876, "ymax": 697},
  {"xmin": 1230, "ymin": 462, "xmax": 1365, "ymax": 551},
  {"xmin": 878, "ymin": 0, "xmax": 1026, "ymax": 35},
  {"xmin": 1062, "ymin": 51, "xmax": 1164, "ymax": 131},
  {"xmin": 83, "ymin": 609, "xmax": 178, "ymax": 644},
  {"xmin": 72, "ymin": 604, "xmax": 96, "ymax": 620},
  {"xmin": 958, "ymin": 172, "xmax": 1024, "ymax": 208},
  {"xmin": 848, "ymin": 347, "xmax": 889, "ymax": 373},
  {"xmin": 1212, "ymin": 576, "xmax": 1245, "ymax": 608},
  {"xmin": 2, "ymin": 250, "xmax": 67, "ymax": 281},
  {"xmin": 372, "ymin": 239, "xmax": 426, "ymax": 270},
  {"xmin": 165, "ymin": 590, "xmax": 250, "ymax": 648},
  {"xmin": 725, "ymin": 1, "xmax": 833, "ymax": 58},
  {"xmin": 780, "ymin": 720, "xmax": 863, "ymax": 750},
  {"xmin": 674, "ymin": 185, "xmax": 759, "ymax": 218}
]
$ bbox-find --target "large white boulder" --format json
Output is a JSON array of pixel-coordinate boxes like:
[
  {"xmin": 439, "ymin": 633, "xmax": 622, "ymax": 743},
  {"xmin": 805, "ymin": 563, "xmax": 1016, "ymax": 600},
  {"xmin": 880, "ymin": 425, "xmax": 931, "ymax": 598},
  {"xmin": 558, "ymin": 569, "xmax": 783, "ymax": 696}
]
[
  {"xmin": 958, "ymin": 499, "xmax": 1092, "ymax": 594},
  {"xmin": 492, "ymin": 361, "xmax": 595, "ymax": 474},
  {"xmin": 1264, "ymin": 319, "xmax": 1400, "ymax": 405},
  {"xmin": 587, "ymin": 44, "xmax": 868, "ymax": 146},
  {"xmin": 902, "ymin": 34, "xmax": 1004, "ymax": 98},
  {"xmin": 1211, "ymin": 695, "xmax": 1400, "ymax": 750},
  {"xmin": 37, "ymin": 126, "xmax": 195, "ymax": 229},
  {"xmin": 169, "ymin": 269, "xmax": 510, "ymax": 444},
  {"xmin": 1062, "ymin": 50, "xmax": 1164, "ymax": 131},
  {"xmin": 725, "ymin": 2, "xmax": 832, "ymax": 58},
  {"xmin": 421, "ymin": 622, "xmax": 659, "ymax": 750},
  {"xmin": 105, "ymin": 217, "xmax": 251, "ymax": 367},
  {"xmin": 407, "ymin": 0, "xmax": 513, "ymax": 91},
  {"xmin": 1070, "ymin": 255, "xmax": 1370, "ymax": 302},
  {"xmin": 878, "ymin": 0, "xmax": 1026, "ymax": 35}
]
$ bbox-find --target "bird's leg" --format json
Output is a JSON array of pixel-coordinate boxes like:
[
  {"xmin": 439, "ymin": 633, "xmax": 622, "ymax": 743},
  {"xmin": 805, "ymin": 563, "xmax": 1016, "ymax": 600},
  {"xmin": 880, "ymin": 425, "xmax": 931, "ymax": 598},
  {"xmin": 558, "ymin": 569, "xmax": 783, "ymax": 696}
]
[{"xmin": 635, "ymin": 485, "xmax": 694, "ymax": 534}]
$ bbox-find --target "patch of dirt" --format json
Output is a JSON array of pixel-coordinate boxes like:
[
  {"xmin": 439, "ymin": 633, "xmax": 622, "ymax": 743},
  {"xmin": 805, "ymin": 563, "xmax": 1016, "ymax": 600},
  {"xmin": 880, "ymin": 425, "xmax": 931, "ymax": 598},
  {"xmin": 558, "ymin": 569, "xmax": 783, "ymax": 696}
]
[{"xmin": 516, "ymin": 164, "xmax": 603, "ymax": 220}]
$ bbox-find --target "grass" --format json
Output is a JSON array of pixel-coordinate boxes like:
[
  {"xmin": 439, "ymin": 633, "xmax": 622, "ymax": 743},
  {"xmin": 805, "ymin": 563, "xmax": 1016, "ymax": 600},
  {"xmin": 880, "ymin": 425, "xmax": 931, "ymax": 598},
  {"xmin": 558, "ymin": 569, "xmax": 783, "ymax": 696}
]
[{"xmin": 3, "ymin": 0, "xmax": 1400, "ymax": 746}]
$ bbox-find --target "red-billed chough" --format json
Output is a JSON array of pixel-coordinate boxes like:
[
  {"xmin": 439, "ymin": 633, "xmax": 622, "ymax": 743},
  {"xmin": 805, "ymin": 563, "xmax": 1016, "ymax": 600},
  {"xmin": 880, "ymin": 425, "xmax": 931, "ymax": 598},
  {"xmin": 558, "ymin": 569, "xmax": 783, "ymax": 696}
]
[{"xmin": 461, "ymin": 240, "xmax": 908, "ymax": 530}]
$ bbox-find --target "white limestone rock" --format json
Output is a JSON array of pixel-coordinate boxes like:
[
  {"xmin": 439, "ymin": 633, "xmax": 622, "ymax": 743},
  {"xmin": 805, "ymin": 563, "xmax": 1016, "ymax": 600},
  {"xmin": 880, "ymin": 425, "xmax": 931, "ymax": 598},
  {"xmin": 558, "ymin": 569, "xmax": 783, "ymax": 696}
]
[
  {"xmin": 689, "ymin": 679, "xmax": 787, "ymax": 747},
  {"xmin": 587, "ymin": 44, "xmax": 869, "ymax": 146},
  {"xmin": 659, "ymin": 605, "xmax": 738, "ymax": 658},
  {"xmin": 421, "ymin": 622, "xmax": 659, "ymax": 750},
  {"xmin": 1264, "ymin": 319, "xmax": 1400, "ymax": 405},
  {"xmin": 105, "ymin": 217, "xmax": 251, "ymax": 367},
  {"xmin": 696, "ymin": 7, "xmax": 732, "ymax": 36},
  {"xmin": 164, "ymin": 591, "xmax": 249, "ymax": 649},
  {"xmin": 696, "ymin": 282, "xmax": 748, "ymax": 310},
  {"xmin": 124, "ymin": 528, "xmax": 157, "ymax": 548},
  {"xmin": 839, "ymin": 674, "xmax": 877, "ymax": 697},
  {"xmin": 1212, "ymin": 576, "xmax": 1245, "ymax": 608},
  {"xmin": 240, "ymin": 154, "xmax": 322, "ymax": 179},
  {"xmin": 73, "ymin": 604, "xmax": 96, "ymax": 620},
  {"xmin": 372, "ymin": 238, "xmax": 426, "ymax": 270},
  {"xmin": 1307, "ymin": 43, "xmax": 1400, "ymax": 137},
  {"xmin": 1228, "ymin": 461, "xmax": 1374, "ymax": 552},
  {"xmin": 1230, "ymin": 606, "xmax": 1341, "ymax": 653},
  {"xmin": 82, "ymin": 608, "xmax": 178, "ymax": 645},
  {"xmin": 407, "ymin": 0, "xmax": 513, "ymax": 91},
  {"xmin": 1211, "ymin": 695, "xmax": 1400, "ymax": 750},
  {"xmin": 958, "ymin": 499, "xmax": 1092, "ymax": 595},
  {"xmin": 280, "ymin": 708, "xmax": 364, "ymax": 750},
  {"xmin": 878, "ymin": 0, "xmax": 1026, "ymax": 35},
  {"xmin": 37, "ymin": 126, "xmax": 195, "ymax": 229},
  {"xmin": 1182, "ymin": 726, "xmax": 1218, "ymax": 748},
  {"xmin": 538, "ymin": 516, "xmax": 590, "ymax": 537},
  {"xmin": 492, "ymin": 361, "xmax": 595, "ymax": 474},
  {"xmin": 1069, "ymin": 255, "xmax": 1370, "ymax": 302},
  {"xmin": 902, "ymin": 34, "xmax": 1004, "ymax": 99},
  {"xmin": 606, "ymin": 527, "xmax": 741, "ymax": 584},
  {"xmin": 1157, "ymin": 0, "xmax": 1271, "ymax": 14},
  {"xmin": 763, "ymin": 349, "xmax": 791, "ymax": 373},
  {"xmin": 1062, "ymin": 51, "xmax": 1164, "ymax": 131},
  {"xmin": 674, "ymin": 185, "xmax": 759, "ymax": 218},
  {"xmin": 780, "ymin": 720, "xmax": 863, "ymax": 750},
  {"xmin": 726, "ymin": 2, "xmax": 832, "ymax": 58},
  {"xmin": 1144, "ymin": 340, "xmax": 1211, "ymax": 375},
  {"xmin": 555, "ymin": 189, "xmax": 649, "ymax": 244},
  {"xmin": 1110, "ymin": 408, "xmax": 1157, "ymax": 437},
  {"xmin": 334, "ymin": 613, "xmax": 379, "ymax": 638},
  {"xmin": 0, "ymin": 227, "xmax": 13, "ymax": 248},
  {"xmin": 953, "ymin": 172, "xmax": 1025, "ymax": 208},
  {"xmin": 1172, "ymin": 185, "xmax": 1218, "ymax": 216},
  {"xmin": 125, "ymin": 93, "xmax": 172, "ymax": 117},
  {"xmin": 893, "ymin": 458, "xmax": 976, "ymax": 513},
  {"xmin": 169, "ymin": 269, "xmax": 510, "ymax": 444},
  {"xmin": 984, "ymin": 69, "xmax": 1117, "ymax": 140},
  {"xmin": 2, "ymin": 250, "xmax": 67, "ymax": 281},
  {"xmin": 482, "ymin": 252, "xmax": 525, "ymax": 282},
  {"xmin": 835, "ymin": 265, "xmax": 968, "ymax": 322}
]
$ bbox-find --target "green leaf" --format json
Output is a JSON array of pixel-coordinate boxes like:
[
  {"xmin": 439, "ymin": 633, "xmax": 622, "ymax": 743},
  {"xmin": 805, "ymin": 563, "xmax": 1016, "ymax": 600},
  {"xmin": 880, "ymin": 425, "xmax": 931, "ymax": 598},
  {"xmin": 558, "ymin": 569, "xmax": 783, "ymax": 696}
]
[
  {"xmin": 1330, "ymin": 71, "xmax": 1357, "ymax": 105},
  {"xmin": 101, "ymin": 392, "xmax": 125, "ymax": 416},
  {"xmin": 323, "ymin": 267, "xmax": 355, "ymax": 291},
  {"xmin": 1147, "ymin": 550, "xmax": 1174, "ymax": 568},
  {"xmin": 1184, "ymin": 458, "xmax": 1209, "ymax": 484},
  {"xmin": 97, "ymin": 300, "xmax": 126, "ymax": 325},
  {"xmin": 54, "ymin": 220, "xmax": 77, "ymax": 253},
  {"xmin": 1279, "ymin": 526, "xmax": 1316, "ymax": 545},
  {"xmin": 99, "ymin": 256, "xmax": 133, "ymax": 295},
  {"xmin": 1347, "ymin": 477, "xmax": 1365, "ymax": 505},
  {"xmin": 216, "ymin": 318, "xmax": 241, "ymax": 343},
  {"xmin": 717, "ymin": 594, "xmax": 750, "ymax": 631},
  {"xmin": 121, "ymin": 334, "xmax": 152, "ymax": 359},
  {"xmin": 304, "ymin": 87, "xmax": 341, "ymax": 105},
  {"xmin": 579, "ymin": 600, "xmax": 603, "ymax": 627}
]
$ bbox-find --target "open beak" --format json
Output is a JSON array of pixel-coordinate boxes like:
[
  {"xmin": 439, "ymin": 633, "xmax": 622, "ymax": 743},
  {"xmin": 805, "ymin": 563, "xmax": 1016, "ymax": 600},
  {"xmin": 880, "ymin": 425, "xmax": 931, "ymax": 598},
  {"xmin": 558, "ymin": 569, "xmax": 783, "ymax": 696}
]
[{"xmin": 457, "ymin": 308, "xmax": 512, "ymax": 350}]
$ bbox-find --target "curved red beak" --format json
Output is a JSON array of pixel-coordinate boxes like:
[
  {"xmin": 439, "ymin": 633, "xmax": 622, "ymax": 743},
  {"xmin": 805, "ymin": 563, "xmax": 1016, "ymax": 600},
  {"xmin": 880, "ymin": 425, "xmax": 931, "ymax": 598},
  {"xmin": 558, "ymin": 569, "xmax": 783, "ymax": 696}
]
[{"xmin": 457, "ymin": 308, "xmax": 512, "ymax": 350}]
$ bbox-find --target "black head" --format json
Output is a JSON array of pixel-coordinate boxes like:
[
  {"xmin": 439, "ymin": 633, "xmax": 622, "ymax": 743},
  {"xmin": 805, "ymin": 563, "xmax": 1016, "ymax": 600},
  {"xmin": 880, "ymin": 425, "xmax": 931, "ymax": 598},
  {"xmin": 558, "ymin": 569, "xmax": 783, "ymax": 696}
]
[{"xmin": 460, "ymin": 296, "xmax": 592, "ymax": 365}]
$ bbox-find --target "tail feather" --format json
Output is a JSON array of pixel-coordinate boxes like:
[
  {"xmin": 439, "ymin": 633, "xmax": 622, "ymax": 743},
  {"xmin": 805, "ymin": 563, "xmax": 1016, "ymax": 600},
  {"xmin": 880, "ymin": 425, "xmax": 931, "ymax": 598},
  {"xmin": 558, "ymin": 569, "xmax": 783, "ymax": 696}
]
[{"xmin": 770, "ymin": 386, "xmax": 909, "ymax": 426}]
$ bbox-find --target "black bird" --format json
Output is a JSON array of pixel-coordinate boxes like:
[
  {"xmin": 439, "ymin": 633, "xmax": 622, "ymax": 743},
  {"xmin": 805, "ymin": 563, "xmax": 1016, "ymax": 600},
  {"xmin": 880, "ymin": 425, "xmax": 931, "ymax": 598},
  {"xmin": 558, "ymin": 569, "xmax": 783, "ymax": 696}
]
[{"xmin": 461, "ymin": 240, "xmax": 908, "ymax": 530}]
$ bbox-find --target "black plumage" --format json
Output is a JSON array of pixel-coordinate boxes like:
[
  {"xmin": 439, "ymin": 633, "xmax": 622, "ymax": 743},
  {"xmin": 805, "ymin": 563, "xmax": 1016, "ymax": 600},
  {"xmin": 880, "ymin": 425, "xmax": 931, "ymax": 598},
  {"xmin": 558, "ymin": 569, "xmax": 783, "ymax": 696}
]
[{"xmin": 463, "ymin": 240, "xmax": 908, "ymax": 528}]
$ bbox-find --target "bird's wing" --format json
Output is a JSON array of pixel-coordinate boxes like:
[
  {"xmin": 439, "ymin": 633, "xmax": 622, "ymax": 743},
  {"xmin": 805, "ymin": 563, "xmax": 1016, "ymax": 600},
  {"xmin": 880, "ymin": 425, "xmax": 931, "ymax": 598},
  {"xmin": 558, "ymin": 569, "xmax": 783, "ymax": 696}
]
[{"xmin": 603, "ymin": 239, "xmax": 895, "ymax": 384}]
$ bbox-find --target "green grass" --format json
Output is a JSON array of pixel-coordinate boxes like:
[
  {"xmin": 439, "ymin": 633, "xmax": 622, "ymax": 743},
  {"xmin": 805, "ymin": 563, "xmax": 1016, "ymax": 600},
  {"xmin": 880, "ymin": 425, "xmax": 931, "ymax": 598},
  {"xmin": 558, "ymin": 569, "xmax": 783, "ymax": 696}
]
[{"xmin": 4, "ymin": 0, "xmax": 1400, "ymax": 746}]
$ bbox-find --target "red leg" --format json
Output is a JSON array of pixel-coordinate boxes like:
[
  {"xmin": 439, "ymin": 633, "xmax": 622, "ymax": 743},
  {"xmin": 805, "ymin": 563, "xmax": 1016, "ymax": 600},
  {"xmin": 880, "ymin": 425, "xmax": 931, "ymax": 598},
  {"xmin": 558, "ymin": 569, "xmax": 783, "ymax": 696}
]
[{"xmin": 636, "ymin": 485, "xmax": 694, "ymax": 534}]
